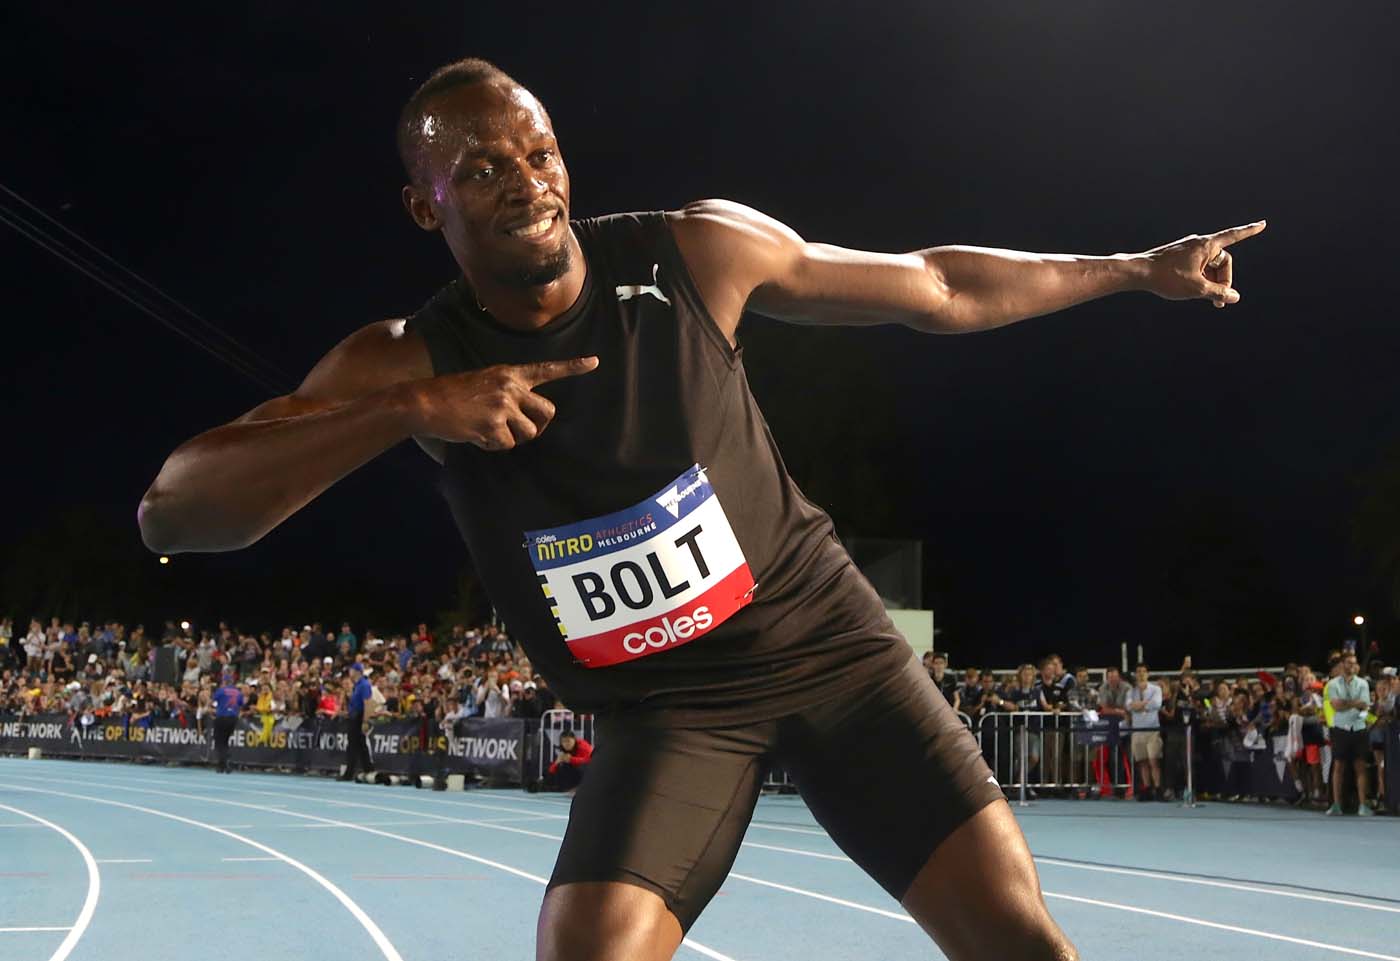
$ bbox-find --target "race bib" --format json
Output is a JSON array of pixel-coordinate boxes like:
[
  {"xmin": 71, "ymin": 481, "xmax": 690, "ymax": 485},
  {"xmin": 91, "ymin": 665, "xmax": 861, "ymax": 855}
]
[{"xmin": 523, "ymin": 465, "xmax": 755, "ymax": 668}]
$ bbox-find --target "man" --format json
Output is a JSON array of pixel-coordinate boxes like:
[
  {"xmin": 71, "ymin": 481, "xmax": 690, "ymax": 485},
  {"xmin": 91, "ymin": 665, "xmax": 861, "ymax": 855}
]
[
  {"xmin": 1324, "ymin": 653, "xmax": 1373, "ymax": 816},
  {"xmin": 1034, "ymin": 655, "xmax": 1075, "ymax": 789},
  {"xmin": 210, "ymin": 670, "xmax": 244, "ymax": 774},
  {"xmin": 958, "ymin": 667, "xmax": 986, "ymax": 722},
  {"xmin": 340, "ymin": 662, "xmax": 376, "ymax": 782},
  {"xmin": 925, "ymin": 652, "xmax": 960, "ymax": 711},
  {"xmin": 136, "ymin": 57, "xmax": 1264, "ymax": 961},
  {"xmin": 1126, "ymin": 664, "xmax": 1164, "ymax": 801}
]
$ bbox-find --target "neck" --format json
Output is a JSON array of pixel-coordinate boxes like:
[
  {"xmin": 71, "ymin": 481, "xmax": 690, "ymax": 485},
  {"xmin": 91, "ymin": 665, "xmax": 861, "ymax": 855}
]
[{"xmin": 463, "ymin": 229, "xmax": 586, "ymax": 332}]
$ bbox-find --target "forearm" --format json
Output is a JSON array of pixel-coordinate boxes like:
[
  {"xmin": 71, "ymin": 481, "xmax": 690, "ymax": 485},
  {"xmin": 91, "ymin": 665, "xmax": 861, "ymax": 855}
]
[
  {"xmin": 138, "ymin": 384, "xmax": 421, "ymax": 553},
  {"xmin": 922, "ymin": 247, "xmax": 1150, "ymax": 333}
]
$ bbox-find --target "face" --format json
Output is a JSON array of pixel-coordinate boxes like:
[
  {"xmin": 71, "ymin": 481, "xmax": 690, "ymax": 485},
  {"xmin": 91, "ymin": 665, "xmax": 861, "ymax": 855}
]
[
  {"xmin": 403, "ymin": 82, "xmax": 572, "ymax": 289},
  {"xmin": 1135, "ymin": 666, "xmax": 1148, "ymax": 685},
  {"xmin": 559, "ymin": 735, "xmax": 575, "ymax": 751},
  {"xmin": 1342, "ymin": 655, "xmax": 1358, "ymax": 677}
]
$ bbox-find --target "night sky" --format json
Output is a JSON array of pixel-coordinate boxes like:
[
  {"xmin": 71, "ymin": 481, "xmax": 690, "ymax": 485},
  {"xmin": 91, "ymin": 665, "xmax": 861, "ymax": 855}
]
[{"xmin": 5, "ymin": 2, "xmax": 1398, "ymax": 671}]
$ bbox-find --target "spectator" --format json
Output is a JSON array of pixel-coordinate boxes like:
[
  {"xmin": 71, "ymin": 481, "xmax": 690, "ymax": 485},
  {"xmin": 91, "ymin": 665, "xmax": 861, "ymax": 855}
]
[
  {"xmin": 958, "ymin": 667, "xmax": 986, "ymax": 721},
  {"xmin": 1325, "ymin": 653, "xmax": 1373, "ymax": 816},
  {"xmin": 923, "ymin": 652, "xmax": 959, "ymax": 710},
  {"xmin": 1034, "ymin": 656, "xmax": 1075, "ymax": 789},
  {"xmin": 340, "ymin": 662, "xmax": 376, "ymax": 783},
  {"xmin": 1126, "ymin": 664, "xmax": 1164, "ymax": 801},
  {"xmin": 545, "ymin": 729, "xmax": 592, "ymax": 792},
  {"xmin": 475, "ymin": 669, "xmax": 510, "ymax": 719},
  {"xmin": 1098, "ymin": 667, "xmax": 1131, "ymax": 721},
  {"xmin": 1372, "ymin": 671, "xmax": 1396, "ymax": 808}
]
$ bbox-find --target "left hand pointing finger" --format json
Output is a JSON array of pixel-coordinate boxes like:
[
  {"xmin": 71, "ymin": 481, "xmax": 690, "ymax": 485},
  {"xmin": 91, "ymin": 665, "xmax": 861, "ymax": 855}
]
[{"xmin": 1209, "ymin": 219, "xmax": 1267, "ymax": 248}]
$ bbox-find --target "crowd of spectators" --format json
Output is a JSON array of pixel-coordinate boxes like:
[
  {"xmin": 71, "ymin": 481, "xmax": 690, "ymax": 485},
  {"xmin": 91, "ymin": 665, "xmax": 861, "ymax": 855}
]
[
  {"xmin": 0, "ymin": 615, "xmax": 561, "ymax": 736},
  {"xmin": 3, "ymin": 614, "xmax": 1393, "ymax": 812},
  {"xmin": 925, "ymin": 649, "xmax": 1397, "ymax": 814}
]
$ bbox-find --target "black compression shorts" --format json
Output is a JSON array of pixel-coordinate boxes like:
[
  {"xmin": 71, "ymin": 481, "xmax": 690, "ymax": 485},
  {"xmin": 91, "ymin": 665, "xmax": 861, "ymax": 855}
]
[{"xmin": 546, "ymin": 650, "xmax": 1005, "ymax": 931}]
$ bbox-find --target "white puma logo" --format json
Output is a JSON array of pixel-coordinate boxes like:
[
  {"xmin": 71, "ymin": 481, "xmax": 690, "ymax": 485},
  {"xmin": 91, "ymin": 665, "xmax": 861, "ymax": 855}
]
[{"xmin": 616, "ymin": 263, "xmax": 671, "ymax": 306}]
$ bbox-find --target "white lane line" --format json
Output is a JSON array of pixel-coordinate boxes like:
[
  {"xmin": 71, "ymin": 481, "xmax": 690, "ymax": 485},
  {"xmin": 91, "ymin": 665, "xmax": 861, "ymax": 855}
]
[
  {"xmin": 728, "ymin": 873, "xmax": 912, "ymax": 922},
  {"xmin": 222, "ymin": 857, "xmax": 278, "ymax": 862},
  {"xmin": 469, "ymin": 813, "xmax": 566, "ymax": 824},
  {"xmin": 745, "ymin": 822, "xmax": 828, "ymax": 837},
  {"xmin": 740, "ymin": 841, "xmax": 850, "ymax": 862},
  {"xmin": 331, "ymin": 793, "xmax": 572, "ymax": 821},
  {"xmin": 1036, "ymin": 858, "xmax": 1400, "ymax": 915},
  {"xmin": 94, "ymin": 859, "xmax": 152, "ymax": 864},
  {"xmin": 1, "ymin": 784, "xmax": 403, "ymax": 961},
  {"xmin": 11, "ymin": 770, "xmax": 740, "ymax": 961},
  {"xmin": 1044, "ymin": 893, "xmax": 1400, "ymax": 961},
  {"xmin": 0, "ymin": 926, "xmax": 74, "ymax": 933},
  {"xmin": 0, "ymin": 802, "xmax": 100, "ymax": 961}
]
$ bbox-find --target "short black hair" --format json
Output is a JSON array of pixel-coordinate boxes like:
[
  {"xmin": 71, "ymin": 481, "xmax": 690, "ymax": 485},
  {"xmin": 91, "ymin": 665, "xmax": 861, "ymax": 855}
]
[{"xmin": 397, "ymin": 58, "xmax": 522, "ymax": 183}]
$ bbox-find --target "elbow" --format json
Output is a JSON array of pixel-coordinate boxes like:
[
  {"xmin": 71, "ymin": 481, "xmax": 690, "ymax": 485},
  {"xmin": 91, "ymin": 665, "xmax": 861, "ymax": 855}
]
[
  {"xmin": 137, "ymin": 488, "xmax": 178, "ymax": 554},
  {"xmin": 137, "ymin": 486, "xmax": 256, "ymax": 553}
]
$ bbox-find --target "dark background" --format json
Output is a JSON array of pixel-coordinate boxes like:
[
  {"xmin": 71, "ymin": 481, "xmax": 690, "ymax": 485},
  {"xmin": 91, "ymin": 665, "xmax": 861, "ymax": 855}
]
[{"xmin": 4, "ymin": 2, "xmax": 1398, "ymax": 670}]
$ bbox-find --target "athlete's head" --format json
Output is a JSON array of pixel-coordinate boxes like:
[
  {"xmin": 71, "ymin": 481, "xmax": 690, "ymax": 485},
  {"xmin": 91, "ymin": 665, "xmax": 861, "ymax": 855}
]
[{"xmin": 398, "ymin": 58, "xmax": 572, "ymax": 291}]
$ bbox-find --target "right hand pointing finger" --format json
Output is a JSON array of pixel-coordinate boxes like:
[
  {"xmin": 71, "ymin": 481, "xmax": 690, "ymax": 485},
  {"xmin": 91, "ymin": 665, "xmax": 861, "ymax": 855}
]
[
  {"xmin": 408, "ymin": 356, "xmax": 597, "ymax": 449},
  {"xmin": 515, "ymin": 355, "xmax": 600, "ymax": 388}
]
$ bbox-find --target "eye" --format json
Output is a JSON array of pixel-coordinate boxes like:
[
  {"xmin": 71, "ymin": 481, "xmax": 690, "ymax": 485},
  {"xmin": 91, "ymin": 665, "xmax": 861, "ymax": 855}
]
[
  {"xmin": 532, "ymin": 149, "xmax": 556, "ymax": 166},
  {"xmin": 470, "ymin": 167, "xmax": 494, "ymax": 182}
]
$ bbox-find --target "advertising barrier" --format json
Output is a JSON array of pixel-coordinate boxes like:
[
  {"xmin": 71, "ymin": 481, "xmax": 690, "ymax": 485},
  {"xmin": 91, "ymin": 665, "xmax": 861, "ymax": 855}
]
[{"xmin": 0, "ymin": 713, "xmax": 526, "ymax": 785}]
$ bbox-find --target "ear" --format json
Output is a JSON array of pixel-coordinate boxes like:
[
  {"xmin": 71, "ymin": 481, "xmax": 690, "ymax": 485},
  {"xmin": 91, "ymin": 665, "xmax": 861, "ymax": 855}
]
[{"xmin": 402, "ymin": 184, "xmax": 442, "ymax": 231}]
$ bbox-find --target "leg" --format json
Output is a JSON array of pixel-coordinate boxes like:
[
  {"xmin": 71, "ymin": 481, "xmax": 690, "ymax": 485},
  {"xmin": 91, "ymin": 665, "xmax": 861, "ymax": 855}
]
[
  {"xmin": 537, "ymin": 882, "xmax": 681, "ymax": 961},
  {"xmin": 781, "ymin": 652, "xmax": 1075, "ymax": 961},
  {"xmin": 1354, "ymin": 758, "xmax": 1370, "ymax": 805},
  {"xmin": 539, "ymin": 716, "xmax": 769, "ymax": 960},
  {"xmin": 1331, "ymin": 759, "xmax": 1346, "ymax": 807},
  {"xmin": 902, "ymin": 802, "xmax": 1077, "ymax": 961}
]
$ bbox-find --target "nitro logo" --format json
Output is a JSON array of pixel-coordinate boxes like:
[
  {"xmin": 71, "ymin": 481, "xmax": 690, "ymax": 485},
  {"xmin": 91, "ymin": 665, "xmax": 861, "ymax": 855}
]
[{"xmin": 623, "ymin": 606, "xmax": 714, "ymax": 655}]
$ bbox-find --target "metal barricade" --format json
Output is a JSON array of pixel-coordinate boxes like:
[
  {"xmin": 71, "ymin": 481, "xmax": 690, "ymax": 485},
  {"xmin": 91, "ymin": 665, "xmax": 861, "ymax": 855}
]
[
  {"xmin": 976, "ymin": 712, "xmax": 1195, "ymax": 805},
  {"xmin": 537, "ymin": 709, "xmax": 596, "ymax": 783}
]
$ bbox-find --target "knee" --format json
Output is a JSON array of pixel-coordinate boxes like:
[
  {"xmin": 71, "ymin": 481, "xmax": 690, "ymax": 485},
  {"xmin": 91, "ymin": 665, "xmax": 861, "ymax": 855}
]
[
  {"xmin": 1003, "ymin": 930, "xmax": 1078, "ymax": 961},
  {"xmin": 536, "ymin": 881, "xmax": 680, "ymax": 961}
]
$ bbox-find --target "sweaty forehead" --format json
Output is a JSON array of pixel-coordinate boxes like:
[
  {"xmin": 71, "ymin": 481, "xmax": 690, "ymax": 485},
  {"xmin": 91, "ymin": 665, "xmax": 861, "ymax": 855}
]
[{"xmin": 418, "ymin": 82, "xmax": 553, "ymax": 161}]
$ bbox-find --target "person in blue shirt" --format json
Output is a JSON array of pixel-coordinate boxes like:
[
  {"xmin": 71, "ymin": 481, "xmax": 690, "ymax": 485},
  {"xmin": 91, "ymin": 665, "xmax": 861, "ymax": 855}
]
[
  {"xmin": 339, "ymin": 663, "xmax": 375, "ymax": 782},
  {"xmin": 211, "ymin": 671, "xmax": 245, "ymax": 774}
]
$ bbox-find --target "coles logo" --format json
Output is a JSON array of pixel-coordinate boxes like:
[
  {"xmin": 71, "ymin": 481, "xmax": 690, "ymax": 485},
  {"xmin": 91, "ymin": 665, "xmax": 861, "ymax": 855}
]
[{"xmin": 622, "ymin": 605, "xmax": 714, "ymax": 655}]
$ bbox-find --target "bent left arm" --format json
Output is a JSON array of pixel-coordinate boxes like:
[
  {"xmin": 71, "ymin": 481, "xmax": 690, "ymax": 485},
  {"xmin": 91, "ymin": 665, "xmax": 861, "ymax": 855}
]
[{"xmin": 668, "ymin": 200, "xmax": 1266, "ymax": 339}]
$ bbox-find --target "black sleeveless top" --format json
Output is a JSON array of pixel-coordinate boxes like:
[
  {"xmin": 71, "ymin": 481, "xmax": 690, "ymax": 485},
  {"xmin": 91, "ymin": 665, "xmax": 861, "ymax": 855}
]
[{"xmin": 406, "ymin": 211, "xmax": 907, "ymax": 725}]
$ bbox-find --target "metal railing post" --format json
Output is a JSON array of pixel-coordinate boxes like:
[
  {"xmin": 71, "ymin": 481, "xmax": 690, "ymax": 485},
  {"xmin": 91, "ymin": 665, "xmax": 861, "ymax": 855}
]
[
  {"xmin": 1183, "ymin": 723, "xmax": 1196, "ymax": 807},
  {"xmin": 1018, "ymin": 723, "xmax": 1030, "ymax": 807}
]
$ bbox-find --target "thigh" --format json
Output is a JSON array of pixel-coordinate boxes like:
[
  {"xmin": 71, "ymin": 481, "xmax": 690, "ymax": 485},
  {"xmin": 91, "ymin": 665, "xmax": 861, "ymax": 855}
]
[
  {"xmin": 546, "ymin": 716, "xmax": 771, "ymax": 933},
  {"xmin": 778, "ymin": 651, "xmax": 1005, "ymax": 901},
  {"xmin": 902, "ymin": 800, "xmax": 1076, "ymax": 961}
]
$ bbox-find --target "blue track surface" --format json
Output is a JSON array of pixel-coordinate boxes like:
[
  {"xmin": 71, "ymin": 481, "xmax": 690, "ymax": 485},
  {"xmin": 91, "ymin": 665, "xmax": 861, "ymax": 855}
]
[{"xmin": 2, "ymin": 757, "xmax": 1397, "ymax": 960}]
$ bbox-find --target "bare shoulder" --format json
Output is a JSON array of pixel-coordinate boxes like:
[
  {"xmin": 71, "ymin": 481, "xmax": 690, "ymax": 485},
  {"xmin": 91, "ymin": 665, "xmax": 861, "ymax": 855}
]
[
  {"xmin": 235, "ymin": 318, "xmax": 433, "ymax": 424},
  {"xmin": 664, "ymin": 200, "xmax": 805, "ymax": 340}
]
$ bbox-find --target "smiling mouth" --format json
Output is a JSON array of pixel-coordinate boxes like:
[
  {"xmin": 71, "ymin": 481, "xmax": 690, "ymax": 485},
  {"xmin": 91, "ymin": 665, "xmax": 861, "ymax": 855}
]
[{"xmin": 506, "ymin": 214, "xmax": 556, "ymax": 239}]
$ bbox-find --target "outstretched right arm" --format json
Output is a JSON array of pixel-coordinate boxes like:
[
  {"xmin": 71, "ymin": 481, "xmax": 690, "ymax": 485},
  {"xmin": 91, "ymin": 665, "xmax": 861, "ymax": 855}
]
[
  {"xmin": 137, "ymin": 317, "xmax": 599, "ymax": 554},
  {"xmin": 137, "ymin": 318, "xmax": 435, "ymax": 554}
]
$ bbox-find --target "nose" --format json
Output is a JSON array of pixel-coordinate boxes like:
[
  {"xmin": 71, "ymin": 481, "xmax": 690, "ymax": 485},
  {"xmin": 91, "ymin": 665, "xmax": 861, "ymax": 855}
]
[{"xmin": 504, "ymin": 160, "xmax": 547, "ymax": 203}]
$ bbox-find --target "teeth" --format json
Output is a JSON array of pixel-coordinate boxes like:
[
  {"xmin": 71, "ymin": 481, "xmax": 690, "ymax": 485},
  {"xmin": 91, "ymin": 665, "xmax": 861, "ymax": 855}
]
[{"xmin": 510, "ymin": 216, "xmax": 554, "ymax": 238}]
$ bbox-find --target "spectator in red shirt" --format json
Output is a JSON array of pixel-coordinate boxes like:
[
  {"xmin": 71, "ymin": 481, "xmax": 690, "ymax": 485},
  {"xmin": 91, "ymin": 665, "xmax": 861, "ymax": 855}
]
[
  {"xmin": 546, "ymin": 729, "xmax": 592, "ymax": 792},
  {"xmin": 317, "ymin": 686, "xmax": 340, "ymax": 718}
]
